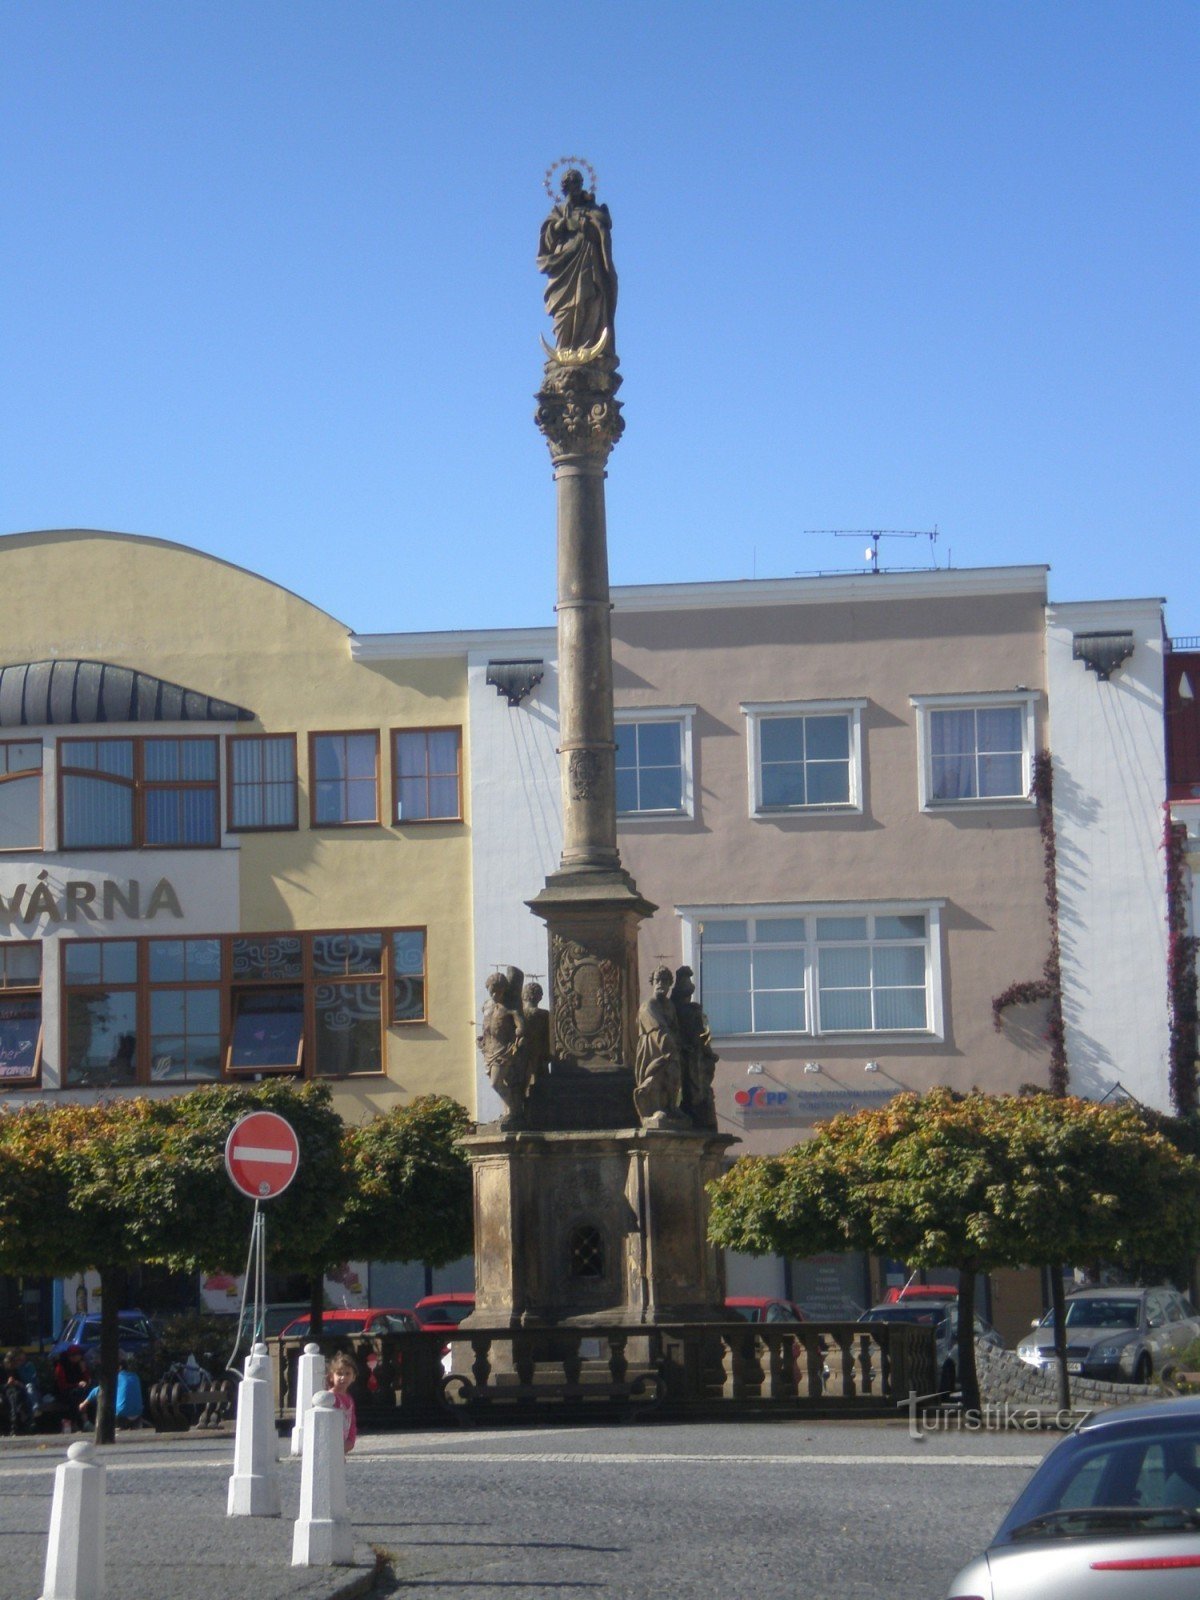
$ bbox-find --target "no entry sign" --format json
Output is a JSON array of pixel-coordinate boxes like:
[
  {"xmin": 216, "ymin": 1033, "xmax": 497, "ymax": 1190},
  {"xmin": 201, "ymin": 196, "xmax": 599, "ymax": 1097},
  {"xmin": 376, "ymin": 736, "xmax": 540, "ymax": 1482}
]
[{"xmin": 224, "ymin": 1111, "xmax": 300, "ymax": 1200}]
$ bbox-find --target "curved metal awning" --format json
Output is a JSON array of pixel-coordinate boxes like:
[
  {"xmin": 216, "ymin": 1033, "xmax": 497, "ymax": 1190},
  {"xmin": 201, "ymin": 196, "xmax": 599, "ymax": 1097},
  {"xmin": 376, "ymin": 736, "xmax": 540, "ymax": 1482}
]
[{"xmin": 0, "ymin": 660, "xmax": 254, "ymax": 727}]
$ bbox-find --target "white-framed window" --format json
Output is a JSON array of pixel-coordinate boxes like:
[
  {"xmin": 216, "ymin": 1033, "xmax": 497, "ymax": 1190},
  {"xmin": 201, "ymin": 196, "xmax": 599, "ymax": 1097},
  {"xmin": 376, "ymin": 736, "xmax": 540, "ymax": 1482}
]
[
  {"xmin": 911, "ymin": 692, "xmax": 1038, "ymax": 810},
  {"xmin": 741, "ymin": 700, "xmax": 865, "ymax": 815},
  {"xmin": 615, "ymin": 706, "xmax": 696, "ymax": 819},
  {"xmin": 679, "ymin": 902, "xmax": 944, "ymax": 1040}
]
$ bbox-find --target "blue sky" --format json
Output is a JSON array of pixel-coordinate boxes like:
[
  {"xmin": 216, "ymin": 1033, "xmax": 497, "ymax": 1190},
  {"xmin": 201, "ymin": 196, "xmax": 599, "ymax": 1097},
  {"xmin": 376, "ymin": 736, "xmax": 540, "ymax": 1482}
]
[{"xmin": 2, "ymin": 1, "xmax": 1196, "ymax": 634}]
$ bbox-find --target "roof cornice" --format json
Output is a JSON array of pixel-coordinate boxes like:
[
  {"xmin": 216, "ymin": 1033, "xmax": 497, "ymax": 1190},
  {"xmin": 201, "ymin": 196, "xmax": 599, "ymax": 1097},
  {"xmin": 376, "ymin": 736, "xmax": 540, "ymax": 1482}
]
[
  {"xmin": 350, "ymin": 626, "xmax": 556, "ymax": 662},
  {"xmin": 611, "ymin": 565, "xmax": 1049, "ymax": 613}
]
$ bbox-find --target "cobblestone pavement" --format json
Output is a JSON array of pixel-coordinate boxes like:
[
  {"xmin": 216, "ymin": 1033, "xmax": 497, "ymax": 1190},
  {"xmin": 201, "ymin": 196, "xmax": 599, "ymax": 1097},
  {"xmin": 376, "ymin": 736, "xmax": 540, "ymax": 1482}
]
[{"xmin": 0, "ymin": 1416, "xmax": 1058, "ymax": 1600}]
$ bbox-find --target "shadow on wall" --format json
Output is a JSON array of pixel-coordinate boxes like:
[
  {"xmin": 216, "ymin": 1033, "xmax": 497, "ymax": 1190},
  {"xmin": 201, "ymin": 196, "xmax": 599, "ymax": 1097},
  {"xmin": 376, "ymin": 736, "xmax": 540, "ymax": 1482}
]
[{"xmin": 1049, "ymin": 761, "xmax": 1123, "ymax": 1098}]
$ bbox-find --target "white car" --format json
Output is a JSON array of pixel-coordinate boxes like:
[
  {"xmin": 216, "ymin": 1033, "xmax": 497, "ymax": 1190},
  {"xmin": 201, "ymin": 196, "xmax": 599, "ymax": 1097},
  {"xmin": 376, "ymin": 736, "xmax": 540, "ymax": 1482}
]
[
  {"xmin": 1017, "ymin": 1287, "xmax": 1200, "ymax": 1385},
  {"xmin": 946, "ymin": 1395, "xmax": 1200, "ymax": 1599}
]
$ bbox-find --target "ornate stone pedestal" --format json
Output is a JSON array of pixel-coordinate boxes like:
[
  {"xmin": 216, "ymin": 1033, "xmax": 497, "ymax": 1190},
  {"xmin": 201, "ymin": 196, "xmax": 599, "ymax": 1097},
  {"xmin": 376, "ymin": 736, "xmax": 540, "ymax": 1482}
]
[{"xmin": 463, "ymin": 1126, "xmax": 734, "ymax": 1328}]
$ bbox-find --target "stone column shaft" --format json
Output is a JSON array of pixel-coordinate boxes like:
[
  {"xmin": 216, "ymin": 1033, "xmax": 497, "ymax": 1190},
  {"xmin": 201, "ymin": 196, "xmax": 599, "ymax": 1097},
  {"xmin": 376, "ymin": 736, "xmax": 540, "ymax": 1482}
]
[{"xmin": 555, "ymin": 457, "xmax": 619, "ymax": 871}]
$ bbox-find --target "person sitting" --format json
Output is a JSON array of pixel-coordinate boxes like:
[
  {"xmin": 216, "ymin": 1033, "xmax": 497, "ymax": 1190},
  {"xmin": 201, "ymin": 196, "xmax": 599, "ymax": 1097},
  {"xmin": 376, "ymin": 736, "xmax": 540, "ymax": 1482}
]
[
  {"xmin": 53, "ymin": 1345, "xmax": 91, "ymax": 1433},
  {"xmin": 2, "ymin": 1349, "xmax": 36, "ymax": 1434},
  {"xmin": 79, "ymin": 1354, "xmax": 145, "ymax": 1430}
]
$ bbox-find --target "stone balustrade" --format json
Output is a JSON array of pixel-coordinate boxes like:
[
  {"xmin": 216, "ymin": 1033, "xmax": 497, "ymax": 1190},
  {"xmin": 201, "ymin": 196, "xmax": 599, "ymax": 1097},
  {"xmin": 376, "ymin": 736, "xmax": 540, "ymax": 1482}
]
[{"xmin": 275, "ymin": 1320, "xmax": 937, "ymax": 1426}]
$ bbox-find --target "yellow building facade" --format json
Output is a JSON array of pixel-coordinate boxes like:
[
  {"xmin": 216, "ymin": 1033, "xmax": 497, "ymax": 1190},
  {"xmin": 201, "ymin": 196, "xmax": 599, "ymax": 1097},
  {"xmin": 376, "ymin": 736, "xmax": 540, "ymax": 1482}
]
[{"xmin": 0, "ymin": 530, "xmax": 476, "ymax": 1124}]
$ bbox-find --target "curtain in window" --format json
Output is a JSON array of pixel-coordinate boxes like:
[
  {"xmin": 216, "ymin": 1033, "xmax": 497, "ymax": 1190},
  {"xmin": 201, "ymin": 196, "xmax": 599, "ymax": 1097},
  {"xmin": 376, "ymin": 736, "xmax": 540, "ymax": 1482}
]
[
  {"xmin": 930, "ymin": 710, "xmax": 977, "ymax": 800},
  {"xmin": 62, "ymin": 775, "xmax": 134, "ymax": 846}
]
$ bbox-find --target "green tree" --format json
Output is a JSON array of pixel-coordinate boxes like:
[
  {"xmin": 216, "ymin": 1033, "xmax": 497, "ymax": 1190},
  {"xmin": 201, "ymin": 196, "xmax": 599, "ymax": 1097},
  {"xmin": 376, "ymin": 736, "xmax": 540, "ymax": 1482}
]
[
  {"xmin": 709, "ymin": 1089, "xmax": 1200, "ymax": 1413},
  {"xmin": 338, "ymin": 1095, "xmax": 473, "ymax": 1268},
  {"xmin": 0, "ymin": 1082, "xmax": 347, "ymax": 1443}
]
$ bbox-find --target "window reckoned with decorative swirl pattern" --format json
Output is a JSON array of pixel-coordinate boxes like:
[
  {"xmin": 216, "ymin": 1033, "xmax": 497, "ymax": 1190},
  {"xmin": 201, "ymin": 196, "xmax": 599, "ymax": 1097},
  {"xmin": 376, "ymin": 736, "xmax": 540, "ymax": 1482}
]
[{"xmin": 46, "ymin": 927, "xmax": 427, "ymax": 1088}]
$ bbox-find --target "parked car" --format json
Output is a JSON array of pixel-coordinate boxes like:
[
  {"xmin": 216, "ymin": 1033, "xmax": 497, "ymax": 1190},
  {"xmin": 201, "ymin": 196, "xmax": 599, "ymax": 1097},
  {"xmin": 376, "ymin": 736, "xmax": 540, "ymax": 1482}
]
[
  {"xmin": 883, "ymin": 1283, "xmax": 959, "ymax": 1304},
  {"xmin": 236, "ymin": 1301, "xmax": 311, "ymax": 1346},
  {"xmin": 50, "ymin": 1310, "xmax": 157, "ymax": 1361},
  {"xmin": 1016, "ymin": 1286, "xmax": 1200, "ymax": 1384},
  {"xmin": 278, "ymin": 1308, "xmax": 418, "ymax": 1339},
  {"xmin": 861, "ymin": 1300, "xmax": 1003, "ymax": 1392},
  {"xmin": 945, "ymin": 1394, "xmax": 1200, "ymax": 1599},
  {"xmin": 412, "ymin": 1293, "xmax": 476, "ymax": 1334},
  {"xmin": 724, "ymin": 1296, "xmax": 808, "ymax": 1324}
]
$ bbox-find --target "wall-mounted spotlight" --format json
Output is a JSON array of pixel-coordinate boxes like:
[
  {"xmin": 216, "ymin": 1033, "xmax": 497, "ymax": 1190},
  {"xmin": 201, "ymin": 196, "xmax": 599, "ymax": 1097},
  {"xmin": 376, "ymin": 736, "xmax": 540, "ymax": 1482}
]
[
  {"xmin": 746, "ymin": 1062, "xmax": 764, "ymax": 1076},
  {"xmin": 864, "ymin": 1061, "xmax": 880, "ymax": 1073},
  {"xmin": 803, "ymin": 1061, "xmax": 822, "ymax": 1075}
]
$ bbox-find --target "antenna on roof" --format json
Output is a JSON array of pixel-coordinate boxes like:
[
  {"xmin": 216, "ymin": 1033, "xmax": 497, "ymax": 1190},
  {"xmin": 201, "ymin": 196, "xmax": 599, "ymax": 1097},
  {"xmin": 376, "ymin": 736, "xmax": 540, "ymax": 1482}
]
[{"xmin": 803, "ymin": 527, "xmax": 939, "ymax": 574}]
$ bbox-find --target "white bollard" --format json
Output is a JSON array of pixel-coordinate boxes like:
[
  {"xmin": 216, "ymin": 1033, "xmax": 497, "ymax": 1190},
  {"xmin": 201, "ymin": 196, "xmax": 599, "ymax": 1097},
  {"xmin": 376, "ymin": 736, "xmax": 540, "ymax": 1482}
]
[
  {"xmin": 226, "ymin": 1342, "xmax": 281, "ymax": 1518},
  {"xmin": 291, "ymin": 1342, "xmax": 325, "ymax": 1458},
  {"xmin": 291, "ymin": 1391, "xmax": 353, "ymax": 1567},
  {"xmin": 40, "ymin": 1439, "xmax": 105, "ymax": 1600}
]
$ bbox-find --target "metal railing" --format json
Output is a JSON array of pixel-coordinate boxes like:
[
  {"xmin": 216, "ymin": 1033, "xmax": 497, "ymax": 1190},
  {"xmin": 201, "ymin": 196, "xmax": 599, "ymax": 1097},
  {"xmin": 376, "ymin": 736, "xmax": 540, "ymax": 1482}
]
[{"xmin": 274, "ymin": 1319, "xmax": 937, "ymax": 1427}]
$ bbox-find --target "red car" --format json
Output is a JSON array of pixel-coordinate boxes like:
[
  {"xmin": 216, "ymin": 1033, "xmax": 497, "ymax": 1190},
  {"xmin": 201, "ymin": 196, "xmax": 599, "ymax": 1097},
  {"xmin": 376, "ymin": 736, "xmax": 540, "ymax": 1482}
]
[
  {"xmin": 412, "ymin": 1292, "xmax": 476, "ymax": 1334},
  {"xmin": 278, "ymin": 1308, "xmax": 419, "ymax": 1395},
  {"xmin": 278, "ymin": 1307, "xmax": 418, "ymax": 1339},
  {"xmin": 724, "ymin": 1296, "xmax": 808, "ymax": 1324}
]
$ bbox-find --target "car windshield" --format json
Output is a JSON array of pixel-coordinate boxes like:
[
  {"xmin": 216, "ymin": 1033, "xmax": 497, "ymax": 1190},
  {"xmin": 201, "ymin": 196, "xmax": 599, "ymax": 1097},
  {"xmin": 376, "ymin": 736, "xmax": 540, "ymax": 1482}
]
[
  {"xmin": 864, "ymin": 1306, "xmax": 949, "ymax": 1327},
  {"xmin": 998, "ymin": 1427, "xmax": 1200, "ymax": 1543},
  {"xmin": 1043, "ymin": 1299, "xmax": 1141, "ymax": 1330},
  {"xmin": 415, "ymin": 1302, "xmax": 473, "ymax": 1326}
]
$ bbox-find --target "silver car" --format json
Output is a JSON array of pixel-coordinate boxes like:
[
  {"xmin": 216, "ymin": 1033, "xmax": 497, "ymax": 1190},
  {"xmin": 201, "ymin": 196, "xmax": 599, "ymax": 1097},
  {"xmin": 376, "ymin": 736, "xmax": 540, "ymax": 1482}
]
[
  {"xmin": 946, "ymin": 1395, "xmax": 1200, "ymax": 1599},
  {"xmin": 1016, "ymin": 1286, "xmax": 1200, "ymax": 1384}
]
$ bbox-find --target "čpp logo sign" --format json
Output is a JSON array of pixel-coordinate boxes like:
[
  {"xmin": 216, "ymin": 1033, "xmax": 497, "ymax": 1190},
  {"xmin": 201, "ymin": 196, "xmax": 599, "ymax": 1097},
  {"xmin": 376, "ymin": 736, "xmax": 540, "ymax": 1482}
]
[{"xmin": 734, "ymin": 1086, "xmax": 791, "ymax": 1110}]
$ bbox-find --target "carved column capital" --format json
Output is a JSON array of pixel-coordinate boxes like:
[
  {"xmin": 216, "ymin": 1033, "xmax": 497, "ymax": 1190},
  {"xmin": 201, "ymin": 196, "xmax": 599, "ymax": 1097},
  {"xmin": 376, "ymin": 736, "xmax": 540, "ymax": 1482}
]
[{"xmin": 534, "ymin": 355, "xmax": 624, "ymax": 464}]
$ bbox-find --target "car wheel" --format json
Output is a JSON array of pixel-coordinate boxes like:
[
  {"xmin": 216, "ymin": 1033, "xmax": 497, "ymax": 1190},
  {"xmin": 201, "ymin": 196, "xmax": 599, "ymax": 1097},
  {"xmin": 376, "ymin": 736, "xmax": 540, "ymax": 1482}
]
[{"xmin": 1134, "ymin": 1353, "xmax": 1152, "ymax": 1385}]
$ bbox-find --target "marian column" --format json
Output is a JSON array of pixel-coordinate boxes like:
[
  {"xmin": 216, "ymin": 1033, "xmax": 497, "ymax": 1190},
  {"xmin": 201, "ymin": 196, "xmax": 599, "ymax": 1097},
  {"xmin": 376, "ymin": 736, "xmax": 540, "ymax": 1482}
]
[
  {"xmin": 526, "ymin": 163, "xmax": 654, "ymax": 1127},
  {"xmin": 460, "ymin": 166, "xmax": 730, "ymax": 1335}
]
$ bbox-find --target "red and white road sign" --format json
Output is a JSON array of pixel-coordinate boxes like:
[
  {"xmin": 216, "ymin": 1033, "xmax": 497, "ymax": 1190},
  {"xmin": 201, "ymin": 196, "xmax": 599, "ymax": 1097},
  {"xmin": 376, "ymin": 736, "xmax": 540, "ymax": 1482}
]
[{"xmin": 224, "ymin": 1111, "xmax": 300, "ymax": 1200}]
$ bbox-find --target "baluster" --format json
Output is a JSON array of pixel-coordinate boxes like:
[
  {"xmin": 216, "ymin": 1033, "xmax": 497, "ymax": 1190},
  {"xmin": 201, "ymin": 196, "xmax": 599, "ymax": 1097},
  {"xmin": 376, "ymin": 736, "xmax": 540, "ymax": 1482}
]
[
  {"xmin": 805, "ymin": 1332, "xmax": 825, "ymax": 1397},
  {"xmin": 562, "ymin": 1332, "xmax": 583, "ymax": 1395},
  {"xmin": 608, "ymin": 1331, "xmax": 628, "ymax": 1394},
  {"xmin": 857, "ymin": 1333, "xmax": 873, "ymax": 1394},
  {"xmin": 513, "ymin": 1331, "xmax": 535, "ymax": 1390},
  {"xmin": 470, "ymin": 1334, "xmax": 492, "ymax": 1396},
  {"xmin": 838, "ymin": 1331, "xmax": 856, "ymax": 1398},
  {"xmin": 767, "ymin": 1331, "xmax": 798, "ymax": 1399}
]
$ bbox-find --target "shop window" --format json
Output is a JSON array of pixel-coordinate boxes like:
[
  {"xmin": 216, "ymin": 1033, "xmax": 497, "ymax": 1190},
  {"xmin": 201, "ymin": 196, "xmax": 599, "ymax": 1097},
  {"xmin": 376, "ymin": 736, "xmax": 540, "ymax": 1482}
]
[
  {"xmin": 310, "ymin": 733, "xmax": 379, "ymax": 826},
  {"xmin": 0, "ymin": 942, "xmax": 42, "ymax": 1085},
  {"xmin": 227, "ymin": 735, "xmax": 298, "ymax": 831},
  {"xmin": 0, "ymin": 740, "xmax": 43, "ymax": 851},
  {"xmin": 393, "ymin": 728, "xmax": 462, "ymax": 822},
  {"xmin": 63, "ymin": 938, "xmax": 139, "ymax": 1086},
  {"xmin": 147, "ymin": 938, "xmax": 222, "ymax": 1083},
  {"xmin": 59, "ymin": 737, "xmax": 219, "ymax": 849},
  {"xmin": 54, "ymin": 927, "xmax": 422, "ymax": 1086}
]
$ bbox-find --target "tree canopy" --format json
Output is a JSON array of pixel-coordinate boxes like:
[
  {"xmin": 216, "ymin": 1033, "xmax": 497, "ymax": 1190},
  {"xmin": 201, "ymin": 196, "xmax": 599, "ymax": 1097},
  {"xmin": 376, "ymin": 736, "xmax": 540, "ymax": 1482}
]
[{"xmin": 709, "ymin": 1089, "xmax": 1200, "ymax": 1410}]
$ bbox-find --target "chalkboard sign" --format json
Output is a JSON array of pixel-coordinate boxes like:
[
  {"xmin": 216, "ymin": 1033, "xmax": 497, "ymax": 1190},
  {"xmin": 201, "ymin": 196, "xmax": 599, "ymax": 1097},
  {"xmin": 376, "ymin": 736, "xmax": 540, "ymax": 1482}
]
[
  {"xmin": 0, "ymin": 997, "xmax": 41, "ymax": 1081},
  {"xmin": 228, "ymin": 988, "xmax": 303, "ymax": 1071}
]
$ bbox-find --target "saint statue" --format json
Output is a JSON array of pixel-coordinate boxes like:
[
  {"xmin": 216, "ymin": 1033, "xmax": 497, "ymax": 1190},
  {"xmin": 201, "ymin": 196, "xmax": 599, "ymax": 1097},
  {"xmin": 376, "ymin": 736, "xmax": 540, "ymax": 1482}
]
[
  {"xmin": 521, "ymin": 979, "xmax": 551, "ymax": 1097},
  {"xmin": 633, "ymin": 965, "xmax": 685, "ymax": 1127},
  {"xmin": 672, "ymin": 966, "xmax": 719, "ymax": 1131},
  {"xmin": 537, "ymin": 167, "xmax": 618, "ymax": 356},
  {"xmin": 479, "ymin": 967, "xmax": 528, "ymax": 1123}
]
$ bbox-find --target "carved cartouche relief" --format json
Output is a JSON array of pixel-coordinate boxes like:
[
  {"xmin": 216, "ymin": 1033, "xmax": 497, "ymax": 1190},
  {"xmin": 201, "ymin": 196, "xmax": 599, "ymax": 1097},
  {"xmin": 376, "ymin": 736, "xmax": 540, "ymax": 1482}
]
[{"xmin": 551, "ymin": 934, "xmax": 623, "ymax": 1063}]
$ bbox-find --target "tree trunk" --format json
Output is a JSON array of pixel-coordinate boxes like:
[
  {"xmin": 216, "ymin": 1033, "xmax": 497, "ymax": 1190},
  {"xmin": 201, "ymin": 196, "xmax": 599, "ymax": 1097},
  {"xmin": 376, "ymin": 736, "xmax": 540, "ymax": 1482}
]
[
  {"xmin": 957, "ymin": 1266, "xmax": 981, "ymax": 1416},
  {"xmin": 1050, "ymin": 1266, "xmax": 1071, "ymax": 1412},
  {"xmin": 94, "ymin": 1264, "xmax": 126, "ymax": 1447},
  {"xmin": 309, "ymin": 1272, "xmax": 324, "ymax": 1338}
]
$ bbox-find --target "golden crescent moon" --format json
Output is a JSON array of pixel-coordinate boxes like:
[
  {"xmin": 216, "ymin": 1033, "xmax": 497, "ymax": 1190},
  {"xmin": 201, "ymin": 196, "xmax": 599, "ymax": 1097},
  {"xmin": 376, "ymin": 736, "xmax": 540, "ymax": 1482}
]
[{"xmin": 539, "ymin": 327, "xmax": 611, "ymax": 366}]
